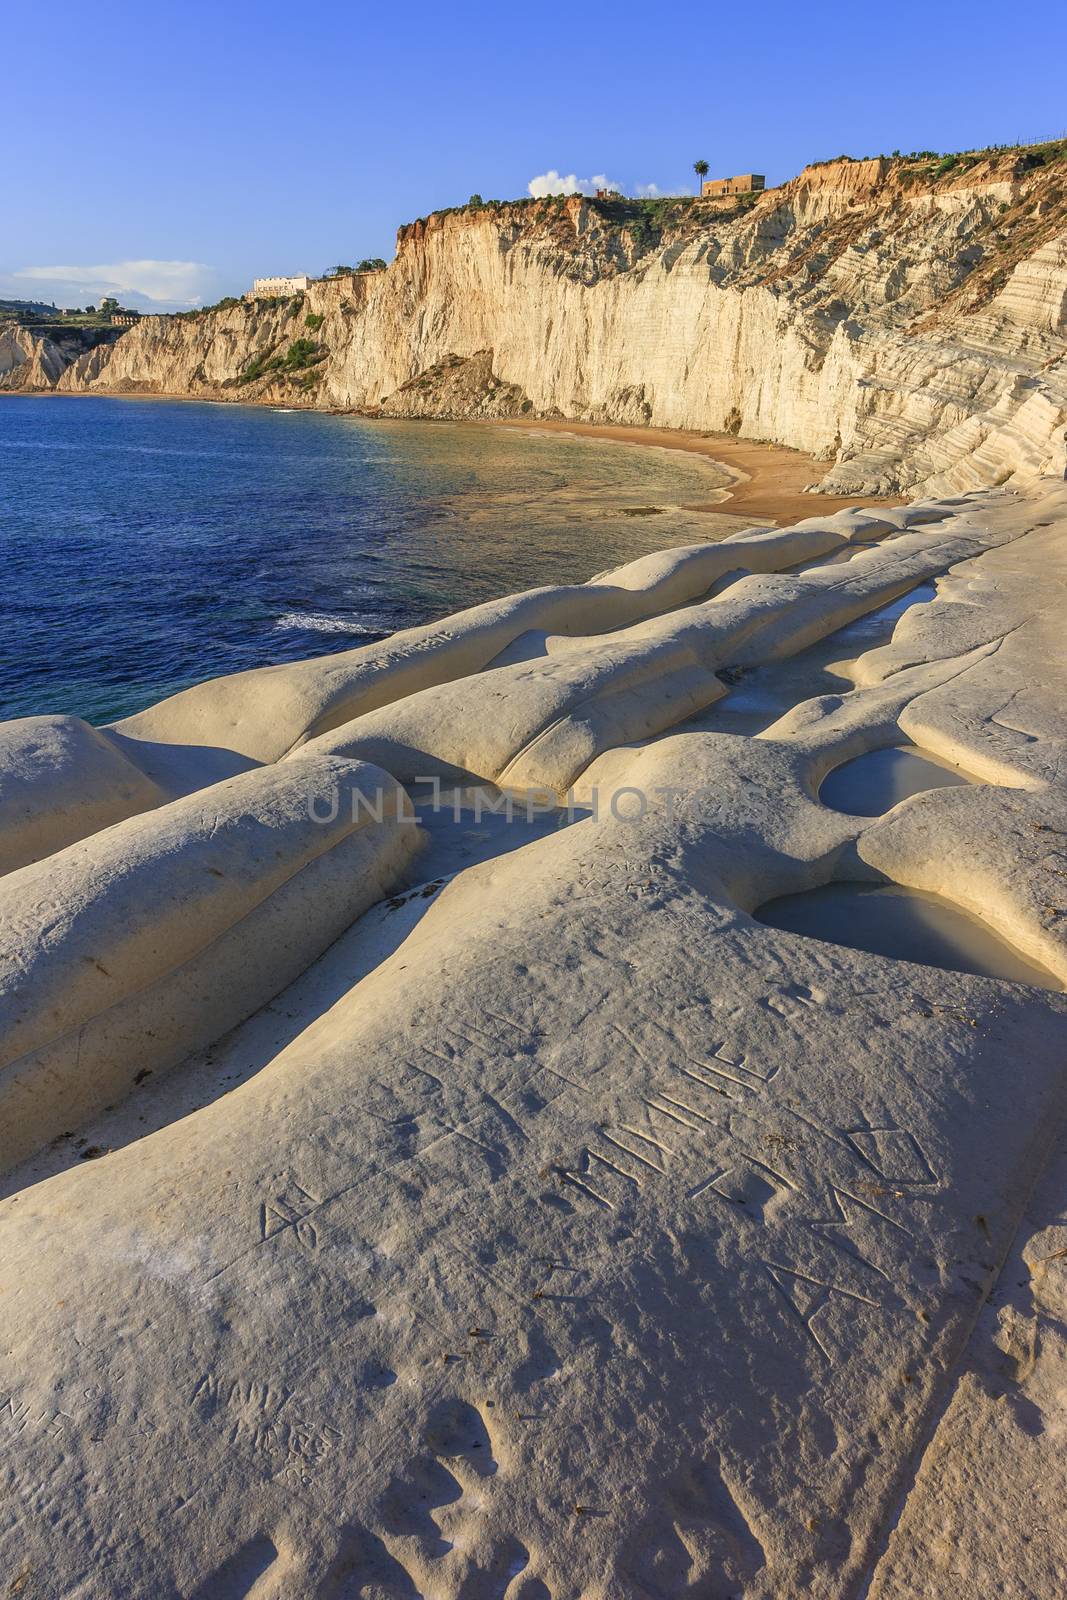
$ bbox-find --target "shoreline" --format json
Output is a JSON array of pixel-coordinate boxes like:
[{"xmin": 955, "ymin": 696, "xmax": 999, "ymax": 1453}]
[
  {"xmin": 4, "ymin": 388, "xmax": 888, "ymax": 524},
  {"xmin": 490, "ymin": 417, "xmax": 891, "ymax": 524}
]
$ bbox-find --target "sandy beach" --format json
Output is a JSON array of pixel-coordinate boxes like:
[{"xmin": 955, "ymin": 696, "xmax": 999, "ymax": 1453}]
[{"xmin": 492, "ymin": 417, "xmax": 890, "ymax": 524}]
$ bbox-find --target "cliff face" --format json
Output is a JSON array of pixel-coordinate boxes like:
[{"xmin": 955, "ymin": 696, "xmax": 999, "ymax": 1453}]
[
  {"xmin": 0, "ymin": 325, "xmax": 76, "ymax": 390},
  {"xmin": 0, "ymin": 323, "xmax": 126, "ymax": 391},
  {"xmin": 28, "ymin": 151, "xmax": 1067, "ymax": 494}
]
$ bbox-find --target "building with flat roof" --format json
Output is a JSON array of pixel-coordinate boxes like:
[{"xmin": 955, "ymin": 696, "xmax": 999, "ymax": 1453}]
[
  {"xmin": 247, "ymin": 275, "xmax": 312, "ymax": 300},
  {"xmin": 702, "ymin": 173, "xmax": 765, "ymax": 198}
]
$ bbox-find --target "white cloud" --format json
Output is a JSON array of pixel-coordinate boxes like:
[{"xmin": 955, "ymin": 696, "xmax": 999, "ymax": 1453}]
[
  {"xmin": 5, "ymin": 259, "xmax": 219, "ymax": 312},
  {"xmin": 527, "ymin": 170, "xmax": 621, "ymax": 198},
  {"xmin": 634, "ymin": 181, "xmax": 694, "ymax": 199},
  {"xmin": 527, "ymin": 172, "xmax": 694, "ymax": 201}
]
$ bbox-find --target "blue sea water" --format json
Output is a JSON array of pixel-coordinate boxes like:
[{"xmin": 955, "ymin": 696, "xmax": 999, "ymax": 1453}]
[{"xmin": 0, "ymin": 396, "xmax": 729, "ymax": 725}]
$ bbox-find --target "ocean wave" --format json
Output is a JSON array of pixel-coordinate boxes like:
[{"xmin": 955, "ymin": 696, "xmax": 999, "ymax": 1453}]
[{"xmin": 273, "ymin": 610, "xmax": 381, "ymax": 635}]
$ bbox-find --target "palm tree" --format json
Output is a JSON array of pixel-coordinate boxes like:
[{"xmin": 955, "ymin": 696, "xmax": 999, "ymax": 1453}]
[{"xmin": 693, "ymin": 159, "xmax": 709, "ymax": 194}]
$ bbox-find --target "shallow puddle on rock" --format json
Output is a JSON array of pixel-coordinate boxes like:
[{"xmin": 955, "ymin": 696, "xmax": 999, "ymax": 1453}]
[
  {"xmin": 697, "ymin": 579, "xmax": 942, "ymax": 740},
  {"xmin": 819, "ymin": 744, "xmax": 974, "ymax": 816},
  {"xmin": 703, "ymin": 673, "xmax": 797, "ymax": 735},
  {"xmin": 825, "ymin": 576, "xmax": 940, "ymax": 656},
  {"xmin": 755, "ymin": 881, "xmax": 1060, "ymax": 989},
  {"xmin": 827, "ymin": 580, "xmax": 938, "ymax": 649}
]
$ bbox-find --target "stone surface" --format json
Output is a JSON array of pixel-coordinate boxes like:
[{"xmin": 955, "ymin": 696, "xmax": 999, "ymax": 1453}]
[
  {"xmin": 0, "ymin": 756, "xmax": 418, "ymax": 1171},
  {"xmin": 2, "ymin": 482, "xmax": 1067, "ymax": 1595}
]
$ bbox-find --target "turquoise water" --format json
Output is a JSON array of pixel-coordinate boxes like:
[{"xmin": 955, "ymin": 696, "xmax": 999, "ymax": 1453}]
[{"xmin": 0, "ymin": 396, "xmax": 728, "ymax": 725}]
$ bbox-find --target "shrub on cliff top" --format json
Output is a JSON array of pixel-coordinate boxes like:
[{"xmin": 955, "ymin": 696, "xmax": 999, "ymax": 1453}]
[{"xmin": 175, "ymin": 295, "xmax": 243, "ymax": 320}]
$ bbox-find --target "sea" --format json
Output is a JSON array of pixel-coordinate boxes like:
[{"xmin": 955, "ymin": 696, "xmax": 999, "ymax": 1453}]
[{"xmin": 0, "ymin": 395, "xmax": 736, "ymax": 725}]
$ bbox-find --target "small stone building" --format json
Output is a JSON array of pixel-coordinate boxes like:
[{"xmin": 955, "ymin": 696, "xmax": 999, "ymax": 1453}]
[{"xmin": 701, "ymin": 174, "xmax": 765, "ymax": 198}]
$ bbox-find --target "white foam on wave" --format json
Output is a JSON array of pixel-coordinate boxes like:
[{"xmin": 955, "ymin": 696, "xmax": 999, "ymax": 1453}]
[{"xmin": 274, "ymin": 611, "xmax": 380, "ymax": 635}]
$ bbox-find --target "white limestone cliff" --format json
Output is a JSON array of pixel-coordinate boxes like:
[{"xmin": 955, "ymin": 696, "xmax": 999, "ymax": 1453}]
[{"xmin": 20, "ymin": 149, "xmax": 1065, "ymax": 497}]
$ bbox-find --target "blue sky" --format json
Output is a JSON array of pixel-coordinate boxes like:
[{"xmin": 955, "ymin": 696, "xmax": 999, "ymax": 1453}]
[{"xmin": 6, "ymin": 0, "xmax": 1065, "ymax": 310}]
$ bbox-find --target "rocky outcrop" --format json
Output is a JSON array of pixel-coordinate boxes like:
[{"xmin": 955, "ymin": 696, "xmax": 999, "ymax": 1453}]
[
  {"xmin": 0, "ymin": 323, "xmax": 127, "ymax": 391},
  {"xmin": 378, "ymin": 349, "xmax": 532, "ymax": 418},
  {"xmin": 0, "ymin": 325, "xmax": 70, "ymax": 390},
  {"xmin": 30, "ymin": 149, "xmax": 1067, "ymax": 494},
  {"xmin": 0, "ymin": 754, "xmax": 416, "ymax": 1170}
]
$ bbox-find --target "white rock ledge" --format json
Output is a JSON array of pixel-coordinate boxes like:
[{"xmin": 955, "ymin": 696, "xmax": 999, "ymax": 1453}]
[{"xmin": 1, "ymin": 482, "xmax": 1067, "ymax": 1597}]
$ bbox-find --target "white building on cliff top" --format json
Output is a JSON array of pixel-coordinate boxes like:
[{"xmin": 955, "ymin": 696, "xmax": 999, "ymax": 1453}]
[{"xmin": 247, "ymin": 275, "xmax": 311, "ymax": 300}]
